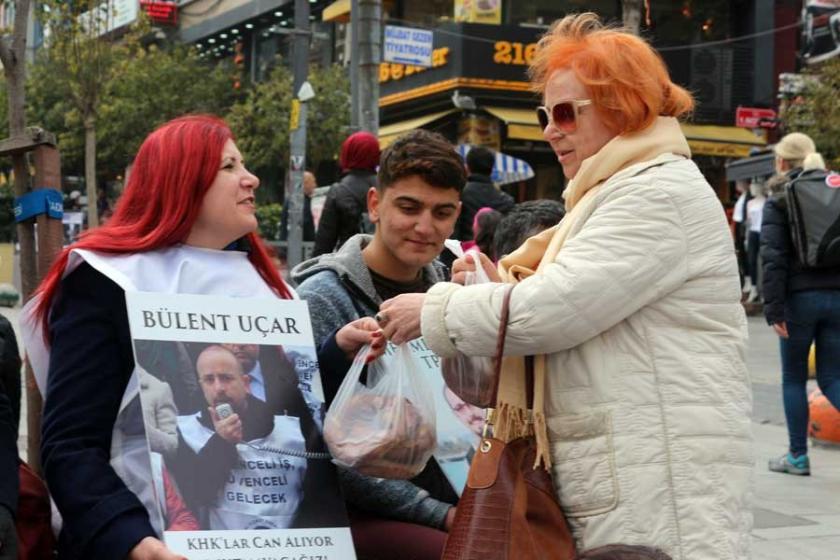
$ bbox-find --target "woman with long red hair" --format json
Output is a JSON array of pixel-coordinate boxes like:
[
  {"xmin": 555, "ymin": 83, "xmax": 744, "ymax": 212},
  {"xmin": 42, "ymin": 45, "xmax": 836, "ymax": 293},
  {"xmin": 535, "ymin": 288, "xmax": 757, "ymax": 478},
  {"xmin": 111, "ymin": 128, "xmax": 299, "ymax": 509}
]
[{"xmin": 23, "ymin": 115, "xmax": 383, "ymax": 560}]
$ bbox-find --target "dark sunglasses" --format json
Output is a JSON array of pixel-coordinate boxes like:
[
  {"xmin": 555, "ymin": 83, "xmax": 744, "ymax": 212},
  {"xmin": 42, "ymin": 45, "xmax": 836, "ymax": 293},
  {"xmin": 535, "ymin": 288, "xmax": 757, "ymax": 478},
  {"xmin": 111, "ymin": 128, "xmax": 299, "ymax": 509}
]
[{"xmin": 536, "ymin": 99, "xmax": 592, "ymax": 133}]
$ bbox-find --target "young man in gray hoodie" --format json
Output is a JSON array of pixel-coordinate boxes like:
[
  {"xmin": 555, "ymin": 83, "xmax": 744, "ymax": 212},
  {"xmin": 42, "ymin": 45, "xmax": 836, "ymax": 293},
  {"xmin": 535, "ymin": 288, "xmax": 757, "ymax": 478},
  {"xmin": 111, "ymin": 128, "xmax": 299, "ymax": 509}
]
[{"xmin": 292, "ymin": 129, "xmax": 466, "ymax": 559}]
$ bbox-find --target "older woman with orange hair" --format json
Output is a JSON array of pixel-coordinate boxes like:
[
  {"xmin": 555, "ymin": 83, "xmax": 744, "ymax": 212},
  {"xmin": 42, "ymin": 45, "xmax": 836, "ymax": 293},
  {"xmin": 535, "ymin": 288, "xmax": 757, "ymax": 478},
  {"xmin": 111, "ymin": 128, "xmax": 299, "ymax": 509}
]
[{"xmin": 377, "ymin": 13, "xmax": 753, "ymax": 559}]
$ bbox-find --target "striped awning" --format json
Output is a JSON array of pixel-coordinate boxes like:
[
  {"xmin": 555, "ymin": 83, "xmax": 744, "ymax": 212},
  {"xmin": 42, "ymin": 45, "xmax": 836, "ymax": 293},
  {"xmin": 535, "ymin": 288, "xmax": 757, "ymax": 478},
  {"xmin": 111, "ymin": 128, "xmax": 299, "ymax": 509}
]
[{"xmin": 457, "ymin": 144, "xmax": 535, "ymax": 185}]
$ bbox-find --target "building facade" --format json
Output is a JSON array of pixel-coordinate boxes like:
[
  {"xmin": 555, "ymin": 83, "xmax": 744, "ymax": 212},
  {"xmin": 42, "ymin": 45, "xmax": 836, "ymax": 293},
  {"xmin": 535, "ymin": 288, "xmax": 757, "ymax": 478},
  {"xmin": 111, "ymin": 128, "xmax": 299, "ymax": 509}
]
[{"xmin": 321, "ymin": 0, "xmax": 800, "ymax": 201}]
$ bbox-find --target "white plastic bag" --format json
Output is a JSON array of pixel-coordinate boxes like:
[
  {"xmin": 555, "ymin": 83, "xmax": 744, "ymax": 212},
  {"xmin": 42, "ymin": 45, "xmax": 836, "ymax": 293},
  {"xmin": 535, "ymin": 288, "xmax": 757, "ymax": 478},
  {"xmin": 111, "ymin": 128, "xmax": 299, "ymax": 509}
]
[
  {"xmin": 323, "ymin": 343, "xmax": 437, "ymax": 479},
  {"xmin": 441, "ymin": 241, "xmax": 497, "ymax": 407}
]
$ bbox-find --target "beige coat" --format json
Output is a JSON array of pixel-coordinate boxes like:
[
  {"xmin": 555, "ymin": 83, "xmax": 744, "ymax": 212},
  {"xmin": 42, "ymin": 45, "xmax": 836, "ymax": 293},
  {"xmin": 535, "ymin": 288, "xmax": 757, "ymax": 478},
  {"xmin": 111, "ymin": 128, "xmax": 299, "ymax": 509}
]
[{"xmin": 422, "ymin": 119, "xmax": 753, "ymax": 559}]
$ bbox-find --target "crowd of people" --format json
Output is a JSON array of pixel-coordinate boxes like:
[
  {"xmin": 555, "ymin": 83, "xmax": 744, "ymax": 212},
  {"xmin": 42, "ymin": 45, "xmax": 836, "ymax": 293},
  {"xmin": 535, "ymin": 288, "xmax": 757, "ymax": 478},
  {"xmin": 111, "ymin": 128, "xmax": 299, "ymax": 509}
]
[{"xmin": 2, "ymin": 10, "xmax": 838, "ymax": 560}]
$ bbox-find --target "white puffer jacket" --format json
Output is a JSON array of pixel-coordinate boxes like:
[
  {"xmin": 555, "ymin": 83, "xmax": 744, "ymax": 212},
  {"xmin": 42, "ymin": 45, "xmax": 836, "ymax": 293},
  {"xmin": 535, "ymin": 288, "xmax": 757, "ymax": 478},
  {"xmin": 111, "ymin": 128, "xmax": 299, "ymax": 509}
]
[{"xmin": 422, "ymin": 122, "xmax": 753, "ymax": 559}]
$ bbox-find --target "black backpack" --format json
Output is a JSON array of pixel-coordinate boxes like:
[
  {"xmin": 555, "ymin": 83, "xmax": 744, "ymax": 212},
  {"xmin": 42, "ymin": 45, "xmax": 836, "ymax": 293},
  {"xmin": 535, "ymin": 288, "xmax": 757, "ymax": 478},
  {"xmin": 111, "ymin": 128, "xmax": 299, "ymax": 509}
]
[
  {"xmin": 336, "ymin": 180, "xmax": 375, "ymax": 235},
  {"xmin": 786, "ymin": 168, "xmax": 840, "ymax": 269}
]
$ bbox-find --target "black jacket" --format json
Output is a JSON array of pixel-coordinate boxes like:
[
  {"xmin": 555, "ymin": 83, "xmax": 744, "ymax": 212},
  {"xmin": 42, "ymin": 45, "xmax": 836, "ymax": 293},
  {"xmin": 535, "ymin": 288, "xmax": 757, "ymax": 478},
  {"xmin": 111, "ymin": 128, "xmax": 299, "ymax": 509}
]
[
  {"xmin": 279, "ymin": 194, "xmax": 316, "ymax": 243},
  {"xmin": 0, "ymin": 391, "xmax": 17, "ymax": 518},
  {"xmin": 760, "ymin": 171, "xmax": 840, "ymax": 325},
  {"xmin": 0, "ymin": 315, "xmax": 19, "ymax": 518},
  {"xmin": 313, "ymin": 170, "xmax": 377, "ymax": 256},
  {"xmin": 0, "ymin": 316, "xmax": 20, "ymax": 435},
  {"xmin": 454, "ymin": 174, "xmax": 514, "ymax": 241}
]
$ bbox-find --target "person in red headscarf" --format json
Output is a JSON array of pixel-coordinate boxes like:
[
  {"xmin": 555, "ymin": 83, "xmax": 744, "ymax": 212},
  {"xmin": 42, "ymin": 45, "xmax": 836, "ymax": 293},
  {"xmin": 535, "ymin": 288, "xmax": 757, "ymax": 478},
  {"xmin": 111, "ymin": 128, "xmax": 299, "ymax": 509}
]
[{"xmin": 313, "ymin": 131, "xmax": 381, "ymax": 256}]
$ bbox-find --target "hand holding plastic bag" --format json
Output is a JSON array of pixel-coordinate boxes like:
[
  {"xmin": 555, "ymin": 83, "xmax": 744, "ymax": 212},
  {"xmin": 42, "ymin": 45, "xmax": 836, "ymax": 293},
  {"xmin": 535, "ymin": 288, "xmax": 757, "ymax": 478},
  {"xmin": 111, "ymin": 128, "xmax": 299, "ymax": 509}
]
[
  {"xmin": 324, "ymin": 343, "xmax": 436, "ymax": 479},
  {"xmin": 440, "ymin": 242, "xmax": 498, "ymax": 407}
]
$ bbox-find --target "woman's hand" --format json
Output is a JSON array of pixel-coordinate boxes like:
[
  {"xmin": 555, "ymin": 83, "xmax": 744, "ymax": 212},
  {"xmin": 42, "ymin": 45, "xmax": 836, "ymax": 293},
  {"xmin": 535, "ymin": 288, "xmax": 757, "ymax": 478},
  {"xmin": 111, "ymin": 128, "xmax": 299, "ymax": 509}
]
[
  {"xmin": 772, "ymin": 321, "xmax": 789, "ymax": 339},
  {"xmin": 444, "ymin": 506, "xmax": 457, "ymax": 532},
  {"xmin": 336, "ymin": 317, "xmax": 386, "ymax": 363},
  {"xmin": 377, "ymin": 293, "xmax": 426, "ymax": 345},
  {"xmin": 452, "ymin": 252, "xmax": 501, "ymax": 285},
  {"xmin": 128, "ymin": 537, "xmax": 187, "ymax": 560}
]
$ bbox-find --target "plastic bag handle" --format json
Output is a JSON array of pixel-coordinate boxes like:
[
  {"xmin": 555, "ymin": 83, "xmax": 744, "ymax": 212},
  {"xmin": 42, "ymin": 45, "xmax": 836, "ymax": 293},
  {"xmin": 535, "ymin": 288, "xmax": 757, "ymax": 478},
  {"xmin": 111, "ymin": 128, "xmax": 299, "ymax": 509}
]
[{"xmin": 328, "ymin": 344, "xmax": 373, "ymax": 415}]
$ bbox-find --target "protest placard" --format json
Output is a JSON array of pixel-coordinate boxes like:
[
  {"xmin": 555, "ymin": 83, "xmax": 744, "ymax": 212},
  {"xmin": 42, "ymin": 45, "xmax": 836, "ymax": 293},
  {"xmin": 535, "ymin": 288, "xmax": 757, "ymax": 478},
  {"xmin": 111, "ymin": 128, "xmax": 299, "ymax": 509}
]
[{"xmin": 126, "ymin": 291, "xmax": 355, "ymax": 560}]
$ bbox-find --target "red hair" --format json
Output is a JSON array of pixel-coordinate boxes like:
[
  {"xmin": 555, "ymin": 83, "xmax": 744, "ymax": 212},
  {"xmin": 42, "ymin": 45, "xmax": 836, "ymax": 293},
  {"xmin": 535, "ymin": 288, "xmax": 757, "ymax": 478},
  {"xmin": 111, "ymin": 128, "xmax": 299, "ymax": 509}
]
[
  {"xmin": 34, "ymin": 115, "xmax": 291, "ymax": 337},
  {"xmin": 529, "ymin": 13, "xmax": 694, "ymax": 135}
]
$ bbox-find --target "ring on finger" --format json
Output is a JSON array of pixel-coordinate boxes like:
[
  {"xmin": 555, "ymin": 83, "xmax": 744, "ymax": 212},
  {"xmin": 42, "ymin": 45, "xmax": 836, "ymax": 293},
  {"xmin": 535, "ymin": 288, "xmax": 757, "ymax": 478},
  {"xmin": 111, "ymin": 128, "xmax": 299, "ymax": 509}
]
[{"xmin": 374, "ymin": 312, "xmax": 389, "ymax": 327}]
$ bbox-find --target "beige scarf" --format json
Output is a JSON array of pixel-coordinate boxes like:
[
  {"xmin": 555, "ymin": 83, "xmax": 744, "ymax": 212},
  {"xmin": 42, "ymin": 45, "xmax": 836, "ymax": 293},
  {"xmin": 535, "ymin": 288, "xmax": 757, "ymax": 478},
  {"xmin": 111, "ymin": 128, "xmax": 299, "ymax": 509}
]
[{"xmin": 492, "ymin": 117, "xmax": 691, "ymax": 469}]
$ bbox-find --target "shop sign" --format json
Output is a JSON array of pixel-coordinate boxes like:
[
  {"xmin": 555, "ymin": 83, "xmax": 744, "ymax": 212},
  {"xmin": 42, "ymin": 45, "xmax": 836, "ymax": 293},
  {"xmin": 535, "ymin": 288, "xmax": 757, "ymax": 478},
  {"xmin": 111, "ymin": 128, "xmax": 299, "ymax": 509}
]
[
  {"xmin": 140, "ymin": 1, "xmax": 178, "ymax": 26},
  {"xmin": 689, "ymin": 140, "xmax": 754, "ymax": 159},
  {"xmin": 383, "ymin": 25, "xmax": 434, "ymax": 67},
  {"xmin": 735, "ymin": 107, "xmax": 777, "ymax": 129},
  {"xmin": 79, "ymin": 0, "xmax": 138, "ymax": 36},
  {"xmin": 454, "ymin": 0, "xmax": 502, "ymax": 25},
  {"xmin": 379, "ymin": 48, "xmax": 449, "ymax": 83}
]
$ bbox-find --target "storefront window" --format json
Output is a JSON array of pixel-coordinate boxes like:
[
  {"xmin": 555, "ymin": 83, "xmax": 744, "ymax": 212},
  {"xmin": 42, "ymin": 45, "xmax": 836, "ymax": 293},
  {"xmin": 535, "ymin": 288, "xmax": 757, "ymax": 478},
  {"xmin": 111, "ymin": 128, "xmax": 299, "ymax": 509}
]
[
  {"xmin": 504, "ymin": 0, "xmax": 620, "ymax": 26},
  {"xmin": 646, "ymin": 0, "xmax": 737, "ymax": 46},
  {"xmin": 401, "ymin": 0, "xmax": 454, "ymax": 26}
]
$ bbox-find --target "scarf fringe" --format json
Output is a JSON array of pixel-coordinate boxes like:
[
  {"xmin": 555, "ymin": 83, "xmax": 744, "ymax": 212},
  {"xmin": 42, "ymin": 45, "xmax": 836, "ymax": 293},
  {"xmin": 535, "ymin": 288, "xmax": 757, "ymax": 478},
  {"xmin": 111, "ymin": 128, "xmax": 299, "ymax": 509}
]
[
  {"xmin": 533, "ymin": 411, "xmax": 552, "ymax": 469},
  {"xmin": 493, "ymin": 401, "xmax": 530, "ymax": 442}
]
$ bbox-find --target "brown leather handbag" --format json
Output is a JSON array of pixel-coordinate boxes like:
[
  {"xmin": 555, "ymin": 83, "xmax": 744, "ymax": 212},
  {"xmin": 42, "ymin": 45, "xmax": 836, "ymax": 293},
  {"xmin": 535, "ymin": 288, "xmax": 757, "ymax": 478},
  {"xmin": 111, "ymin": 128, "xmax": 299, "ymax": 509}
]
[{"xmin": 442, "ymin": 286, "xmax": 576, "ymax": 560}]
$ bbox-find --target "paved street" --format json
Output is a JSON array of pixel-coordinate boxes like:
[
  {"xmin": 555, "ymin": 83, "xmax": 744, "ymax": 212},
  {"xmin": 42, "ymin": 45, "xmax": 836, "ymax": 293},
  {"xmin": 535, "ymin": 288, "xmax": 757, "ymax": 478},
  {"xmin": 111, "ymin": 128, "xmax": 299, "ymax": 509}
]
[{"xmin": 2, "ymin": 306, "xmax": 839, "ymax": 558}]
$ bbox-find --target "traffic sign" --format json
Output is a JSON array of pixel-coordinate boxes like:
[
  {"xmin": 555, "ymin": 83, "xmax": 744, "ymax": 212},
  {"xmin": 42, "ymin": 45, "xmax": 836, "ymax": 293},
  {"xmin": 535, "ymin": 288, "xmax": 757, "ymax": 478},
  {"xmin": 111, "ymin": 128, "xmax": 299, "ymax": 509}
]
[
  {"xmin": 383, "ymin": 25, "xmax": 434, "ymax": 67},
  {"xmin": 735, "ymin": 106, "xmax": 778, "ymax": 129}
]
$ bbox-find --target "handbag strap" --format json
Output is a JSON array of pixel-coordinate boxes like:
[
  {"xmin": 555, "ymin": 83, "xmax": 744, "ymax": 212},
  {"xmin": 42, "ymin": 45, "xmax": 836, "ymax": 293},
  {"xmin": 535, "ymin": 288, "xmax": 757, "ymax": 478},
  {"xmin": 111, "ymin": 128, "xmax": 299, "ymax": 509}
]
[{"xmin": 489, "ymin": 285, "xmax": 515, "ymax": 406}]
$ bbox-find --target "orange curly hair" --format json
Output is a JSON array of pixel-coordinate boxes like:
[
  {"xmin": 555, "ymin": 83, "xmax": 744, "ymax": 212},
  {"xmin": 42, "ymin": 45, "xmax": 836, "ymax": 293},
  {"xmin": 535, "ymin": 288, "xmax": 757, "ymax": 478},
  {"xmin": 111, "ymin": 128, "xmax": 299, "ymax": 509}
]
[{"xmin": 529, "ymin": 13, "xmax": 694, "ymax": 135}]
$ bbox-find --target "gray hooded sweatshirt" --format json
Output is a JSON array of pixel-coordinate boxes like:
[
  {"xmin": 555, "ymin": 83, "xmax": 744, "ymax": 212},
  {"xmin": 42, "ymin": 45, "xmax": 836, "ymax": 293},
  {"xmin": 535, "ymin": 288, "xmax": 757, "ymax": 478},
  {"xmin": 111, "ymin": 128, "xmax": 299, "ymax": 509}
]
[{"xmin": 291, "ymin": 234, "xmax": 454, "ymax": 530}]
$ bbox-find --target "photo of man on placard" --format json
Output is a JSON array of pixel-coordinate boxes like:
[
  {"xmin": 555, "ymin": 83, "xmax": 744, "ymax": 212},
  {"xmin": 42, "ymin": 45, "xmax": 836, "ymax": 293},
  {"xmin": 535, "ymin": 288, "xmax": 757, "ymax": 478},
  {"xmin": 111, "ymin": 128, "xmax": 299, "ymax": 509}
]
[{"xmin": 135, "ymin": 340, "xmax": 345, "ymax": 532}]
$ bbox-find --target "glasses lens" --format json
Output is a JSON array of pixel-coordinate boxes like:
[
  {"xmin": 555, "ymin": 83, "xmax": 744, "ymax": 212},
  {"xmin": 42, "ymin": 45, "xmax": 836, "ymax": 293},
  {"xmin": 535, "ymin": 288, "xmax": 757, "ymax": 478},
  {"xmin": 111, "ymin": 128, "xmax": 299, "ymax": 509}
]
[
  {"xmin": 537, "ymin": 107, "xmax": 549, "ymax": 130},
  {"xmin": 552, "ymin": 102, "xmax": 577, "ymax": 132}
]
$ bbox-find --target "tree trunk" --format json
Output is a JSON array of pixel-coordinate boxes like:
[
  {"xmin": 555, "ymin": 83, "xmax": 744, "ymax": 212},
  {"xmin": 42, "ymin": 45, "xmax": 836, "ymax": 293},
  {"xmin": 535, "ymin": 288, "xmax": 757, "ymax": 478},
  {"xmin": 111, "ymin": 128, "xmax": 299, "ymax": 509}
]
[
  {"xmin": 84, "ymin": 116, "xmax": 99, "ymax": 229},
  {"xmin": 3, "ymin": 27, "xmax": 43, "ymax": 471},
  {"xmin": 622, "ymin": 0, "xmax": 642, "ymax": 35}
]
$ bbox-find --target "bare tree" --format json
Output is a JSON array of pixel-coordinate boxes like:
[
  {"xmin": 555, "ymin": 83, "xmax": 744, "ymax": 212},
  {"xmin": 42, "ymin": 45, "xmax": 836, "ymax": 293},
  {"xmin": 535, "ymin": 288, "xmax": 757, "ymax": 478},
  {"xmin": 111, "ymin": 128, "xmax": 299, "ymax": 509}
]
[{"xmin": 622, "ymin": 0, "xmax": 643, "ymax": 35}]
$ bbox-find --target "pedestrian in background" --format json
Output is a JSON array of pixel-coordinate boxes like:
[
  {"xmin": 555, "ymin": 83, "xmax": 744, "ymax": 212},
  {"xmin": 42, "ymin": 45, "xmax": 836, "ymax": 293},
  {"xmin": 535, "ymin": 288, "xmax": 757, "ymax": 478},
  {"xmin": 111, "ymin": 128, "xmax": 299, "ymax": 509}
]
[
  {"xmin": 744, "ymin": 179, "xmax": 767, "ymax": 303},
  {"xmin": 493, "ymin": 199, "xmax": 565, "ymax": 260},
  {"xmin": 280, "ymin": 170, "xmax": 318, "ymax": 244},
  {"xmin": 454, "ymin": 145, "xmax": 514, "ymax": 241},
  {"xmin": 313, "ymin": 131, "xmax": 380, "ymax": 256},
  {"xmin": 378, "ymin": 13, "xmax": 753, "ymax": 558},
  {"xmin": 761, "ymin": 132, "xmax": 840, "ymax": 476}
]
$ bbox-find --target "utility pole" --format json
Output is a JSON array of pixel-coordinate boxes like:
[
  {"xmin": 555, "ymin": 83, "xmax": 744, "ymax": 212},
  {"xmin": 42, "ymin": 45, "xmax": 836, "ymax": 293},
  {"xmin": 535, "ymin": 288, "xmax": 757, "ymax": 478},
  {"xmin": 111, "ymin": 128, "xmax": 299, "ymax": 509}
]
[
  {"xmin": 284, "ymin": 0, "xmax": 311, "ymax": 270},
  {"xmin": 351, "ymin": 0, "xmax": 381, "ymax": 133}
]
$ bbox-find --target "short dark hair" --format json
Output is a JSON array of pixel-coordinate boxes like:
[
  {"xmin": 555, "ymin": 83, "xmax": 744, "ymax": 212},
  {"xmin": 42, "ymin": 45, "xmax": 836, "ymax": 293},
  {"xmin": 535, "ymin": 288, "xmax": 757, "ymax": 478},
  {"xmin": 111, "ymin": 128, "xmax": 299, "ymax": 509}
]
[
  {"xmin": 577, "ymin": 544, "xmax": 673, "ymax": 560},
  {"xmin": 466, "ymin": 145, "xmax": 496, "ymax": 176},
  {"xmin": 493, "ymin": 199, "xmax": 565, "ymax": 258},
  {"xmin": 378, "ymin": 129, "xmax": 466, "ymax": 193},
  {"xmin": 474, "ymin": 209, "xmax": 503, "ymax": 259}
]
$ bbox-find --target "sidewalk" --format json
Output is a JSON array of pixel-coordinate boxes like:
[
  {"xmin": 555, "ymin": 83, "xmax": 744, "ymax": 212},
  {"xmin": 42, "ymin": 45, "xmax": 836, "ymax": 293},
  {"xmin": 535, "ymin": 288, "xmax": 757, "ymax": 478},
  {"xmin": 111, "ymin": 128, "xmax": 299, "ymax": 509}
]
[{"xmin": 752, "ymin": 422, "xmax": 840, "ymax": 559}]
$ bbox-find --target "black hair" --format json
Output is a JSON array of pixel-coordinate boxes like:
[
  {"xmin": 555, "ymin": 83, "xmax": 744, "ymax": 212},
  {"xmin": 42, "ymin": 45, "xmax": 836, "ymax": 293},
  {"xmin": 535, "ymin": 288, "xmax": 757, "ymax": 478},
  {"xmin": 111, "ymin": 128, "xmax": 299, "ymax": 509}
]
[
  {"xmin": 493, "ymin": 199, "xmax": 565, "ymax": 258},
  {"xmin": 465, "ymin": 145, "xmax": 496, "ymax": 176},
  {"xmin": 378, "ymin": 129, "xmax": 466, "ymax": 192},
  {"xmin": 474, "ymin": 209, "xmax": 503, "ymax": 260}
]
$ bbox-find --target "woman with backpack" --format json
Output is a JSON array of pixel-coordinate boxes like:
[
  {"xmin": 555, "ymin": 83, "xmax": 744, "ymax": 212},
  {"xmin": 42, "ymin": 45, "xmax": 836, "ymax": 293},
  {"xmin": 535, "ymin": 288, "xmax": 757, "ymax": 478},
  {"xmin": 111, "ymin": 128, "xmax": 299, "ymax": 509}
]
[{"xmin": 761, "ymin": 132, "xmax": 840, "ymax": 476}]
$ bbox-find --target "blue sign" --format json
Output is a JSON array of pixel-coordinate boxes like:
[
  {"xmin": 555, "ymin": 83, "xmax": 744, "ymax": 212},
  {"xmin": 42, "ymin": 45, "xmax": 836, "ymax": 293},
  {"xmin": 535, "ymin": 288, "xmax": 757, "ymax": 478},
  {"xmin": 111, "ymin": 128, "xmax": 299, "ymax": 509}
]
[
  {"xmin": 383, "ymin": 25, "xmax": 434, "ymax": 67},
  {"xmin": 14, "ymin": 189, "xmax": 64, "ymax": 222}
]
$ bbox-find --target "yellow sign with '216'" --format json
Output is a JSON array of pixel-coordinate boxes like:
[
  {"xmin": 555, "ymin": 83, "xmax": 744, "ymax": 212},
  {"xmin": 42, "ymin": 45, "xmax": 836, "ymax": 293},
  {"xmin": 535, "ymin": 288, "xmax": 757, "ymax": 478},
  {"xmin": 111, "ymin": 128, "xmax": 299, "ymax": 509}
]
[{"xmin": 493, "ymin": 41, "xmax": 537, "ymax": 66}]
